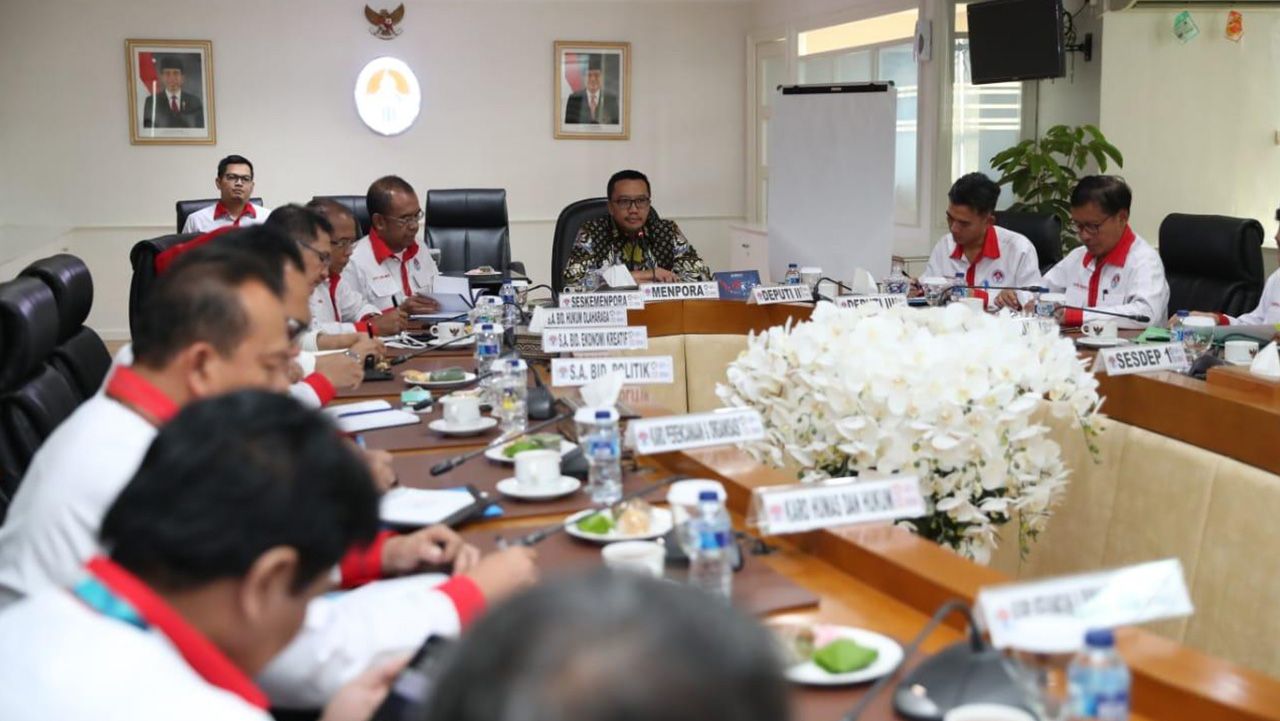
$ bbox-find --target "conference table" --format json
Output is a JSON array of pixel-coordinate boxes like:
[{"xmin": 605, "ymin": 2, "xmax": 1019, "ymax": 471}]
[{"xmin": 340, "ymin": 299, "xmax": 1280, "ymax": 721}]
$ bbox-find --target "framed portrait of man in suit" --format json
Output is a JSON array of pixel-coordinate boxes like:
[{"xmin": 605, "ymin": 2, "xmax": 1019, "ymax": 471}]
[
  {"xmin": 554, "ymin": 41, "xmax": 630, "ymax": 140},
  {"xmin": 125, "ymin": 39, "xmax": 216, "ymax": 145}
]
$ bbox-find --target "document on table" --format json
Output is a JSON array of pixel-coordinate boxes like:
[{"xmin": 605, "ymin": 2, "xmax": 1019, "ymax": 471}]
[
  {"xmin": 335, "ymin": 409, "xmax": 421, "ymax": 433},
  {"xmin": 411, "ymin": 275, "xmax": 483, "ymax": 319}
]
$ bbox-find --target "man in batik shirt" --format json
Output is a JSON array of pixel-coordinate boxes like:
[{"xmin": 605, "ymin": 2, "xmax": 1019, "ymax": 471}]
[{"xmin": 563, "ymin": 169, "xmax": 713, "ymax": 287}]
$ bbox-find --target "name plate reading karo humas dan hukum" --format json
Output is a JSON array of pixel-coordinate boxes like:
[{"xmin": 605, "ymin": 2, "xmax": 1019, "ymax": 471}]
[
  {"xmin": 630, "ymin": 408, "xmax": 764, "ymax": 454},
  {"xmin": 550, "ymin": 356, "xmax": 675, "ymax": 387},
  {"xmin": 541, "ymin": 327, "xmax": 649, "ymax": 353},
  {"xmin": 750, "ymin": 477, "xmax": 927, "ymax": 536},
  {"xmin": 640, "ymin": 281, "xmax": 720, "ymax": 303},
  {"xmin": 541, "ymin": 307, "xmax": 629, "ymax": 328},
  {"xmin": 559, "ymin": 291, "xmax": 645, "ymax": 310},
  {"xmin": 751, "ymin": 284, "xmax": 813, "ymax": 305},
  {"xmin": 1098, "ymin": 343, "xmax": 1188, "ymax": 376},
  {"xmin": 833, "ymin": 294, "xmax": 908, "ymax": 310}
]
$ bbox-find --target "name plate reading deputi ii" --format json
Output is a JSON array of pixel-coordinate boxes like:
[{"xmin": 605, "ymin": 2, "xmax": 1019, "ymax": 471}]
[
  {"xmin": 833, "ymin": 294, "xmax": 908, "ymax": 310},
  {"xmin": 559, "ymin": 291, "xmax": 645, "ymax": 310},
  {"xmin": 1098, "ymin": 343, "xmax": 1188, "ymax": 376},
  {"xmin": 977, "ymin": 559, "xmax": 1194, "ymax": 649},
  {"xmin": 640, "ymin": 281, "xmax": 721, "ymax": 302},
  {"xmin": 630, "ymin": 408, "xmax": 764, "ymax": 454},
  {"xmin": 541, "ymin": 307, "xmax": 629, "ymax": 328},
  {"xmin": 750, "ymin": 477, "xmax": 926, "ymax": 536},
  {"xmin": 541, "ymin": 327, "xmax": 649, "ymax": 353},
  {"xmin": 751, "ymin": 284, "xmax": 813, "ymax": 305},
  {"xmin": 550, "ymin": 356, "xmax": 676, "ymax": 387}
]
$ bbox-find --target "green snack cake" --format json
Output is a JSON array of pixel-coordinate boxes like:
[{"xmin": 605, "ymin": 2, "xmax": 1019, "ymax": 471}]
[
  {"xmin": 813, "ymin": 638, "xmax": 878, "ymax": 674},
  {"xmin": 429, "ymin": 367, "xmax": 467, "ymax": 382}
]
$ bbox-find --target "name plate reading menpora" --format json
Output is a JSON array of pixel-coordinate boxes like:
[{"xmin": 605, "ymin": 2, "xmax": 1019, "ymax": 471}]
[
  {"xmin": 541, "ymin": 307, "xmax": 629, "ymax": 328},
  {"xmin": 834, "ymin": 294, "xmax": 908, "ymax": 310},
  {"xmin": 550, "ymin": 356, "xmax": 675, "ymax": 387},
  {"xmin": 641, "ymin": 281, "xmax": 721, "ymax": 302},
  {"xmin": 751, "ymin": 284, "xmax": 813, "ymax": 305},
  {"xmin": 1098, "ymin": 343, "xmax": 1187, "ymax": 376},
  {"xmin": 750, "ymin": 477, "xmax": 926, "ymax": 536},
  {"xmin": 541, "ymin": 327, "xmax": 649, "ymax": 353},
  {"xmin": 630, "ymin": 408, "xmax": 764, "ymax": 454},
  {"xmin": 559, "ymin": 291, "xmax": 645, "ymax": 310},
  {"xmin": 977, "ymin": 559, "xmax": 1194, "ymax": 649}
]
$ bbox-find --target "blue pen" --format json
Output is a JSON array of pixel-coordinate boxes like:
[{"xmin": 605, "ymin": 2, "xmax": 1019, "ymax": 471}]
[{"xmin": 353, "ymin": 434, "xmax": 367, "ymax": 448}]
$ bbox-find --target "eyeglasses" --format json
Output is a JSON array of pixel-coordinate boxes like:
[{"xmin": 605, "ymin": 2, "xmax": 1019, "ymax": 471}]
[
  {"xmin": 286, "ymin": 317, "xmax": 307, "ymax": 342},
  {"xmin": 383, "ymin": 210, "xmax": 425, "ymax": 226},
  {"xmin": 1069, "ymin": 214, "xmax": 1116, "ymax": 237},
  {"xmin": 331, "ymin": 238, "xmax": 355, "ymax": 250},
  {"xmin": 222, "ymin": 173, "xmax": 253, "ymax": 185},
  {"xmin": 299, "ymin": 243, "xmax": 331, "ymax": 266},
  {"xmin": 611, "ymin": 196, "xmax": 651, "ymax": 211}
]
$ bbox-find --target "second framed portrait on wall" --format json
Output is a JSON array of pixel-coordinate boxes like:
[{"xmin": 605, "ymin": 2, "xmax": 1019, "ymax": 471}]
[
  {"xmin": 554, "ymin": 41, "xmax": 630, "ymax": 140},
  {"xmin": 125, "ymin": 39, "xmax": 216, "ymax": 145}
]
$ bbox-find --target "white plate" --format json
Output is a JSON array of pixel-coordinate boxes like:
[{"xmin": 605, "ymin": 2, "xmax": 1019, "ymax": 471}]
[
  {"xmin": 779, "ymin": 625, "xmax": 904, "ymax": 686},
  {"xmin": 403, "ymin": 371, "xmax": 477, "ymax": 387},
  {"xmin": 564, "ymin": 507, "xmax": 674, "ymax": 543},
  {"xmin": 430, "ymin": 336, "xmax": 475, "ymax": 348},
  {"xmin": 428, "ymin": 417, "xmax": 498, "ymax": 436},
  {"xmin": 485, "ymin": 439, "xmax": 578, "ymax": 464},
  {"xmin": 1075, "ymin": 337, "xmax": 1129, "ymax": 348},
  {"xmin": 495, "ymin": 476, "xmax": 582, "ymax": 501}
]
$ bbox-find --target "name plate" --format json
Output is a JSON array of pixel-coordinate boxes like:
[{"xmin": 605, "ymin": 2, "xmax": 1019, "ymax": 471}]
[
  {"xmin": 833, "ymin": 294, "xmax": 908, "ymax": 310},
  {"xmin": 751, "ymin": 284, "xmax": 812, "ymax": 305},
  {"xmin": 541, "ymin": 307, "xmax": 629, "ymax": 328},
  {"xmin": 559, "ymin": 291, "xmax": 645, "ymax": 310},
  {"xmin": 640, "ymin": 281, "xmax": 721, "ymax": 302},
  {"xmin": 1098, "ymin": 343, "xmax": 1187, "ymax": 376},
  {"xmin": 550, "ymin": 356, "xmax": 675, "ymax": 387},
  {"xmin": 541, "ymin": 327, "xmax": 648, "ymax": 353},
  {"xmin": 750, "ymin": 477, "xmax": 926, "ymax": 536},
  {"xmin": 630, "ymin": 408, "xmax": 764, "ymax": 454},
  {"xmin": 977, "ymin": 559, "xmax": 1194, "ymax": 649}
]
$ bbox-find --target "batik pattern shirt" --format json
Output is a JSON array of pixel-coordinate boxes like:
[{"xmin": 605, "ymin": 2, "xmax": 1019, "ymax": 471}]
[{"xmin": 564, "ymin": 216, "xmax": 712, "ymax": 286}]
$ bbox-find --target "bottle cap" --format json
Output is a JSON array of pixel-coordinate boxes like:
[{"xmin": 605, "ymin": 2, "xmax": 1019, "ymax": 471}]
[
  {"xmin": 574, "ymin": 406, "xmax": 619, "ymax": 424},
  {"xmin": 1084, "ymin": 628, "xmax": 1115, "ymax": 648},
  {"xmin": 481, "ymin": 323, "xmax": 494, "ymax": 331},
  {"xmin": 698, "ymin": 490, "xmax": 719, "ymax": 501}
]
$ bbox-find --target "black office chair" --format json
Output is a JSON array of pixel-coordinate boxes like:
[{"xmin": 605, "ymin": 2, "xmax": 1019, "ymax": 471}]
[
  {"xmin": 425, "ymin": 189, "xmax": 522, "ymax": 275},
  {"xmin": 995, "ymin": 211, "xmax": 1063, "ymax": 274},
  {"xmin": 1160, "ymin": 213, "xmax": 1265, "ymax": 317},
  {"xmin": 20, "ymin": 255, "xmax": 112, "ymax": 401},
  {"xmin": 128, "ymin": 232, "xmax": 199, "ymax": 335},
  {"xmin": 549, "ymin": 198, "xmax": 662, "ymax": 295},
  {"xmin": 312, "ymin": 194, "xmax": 372, "ymax": 237},
  {"xmin": 175, "ymin": 196, "xmax": 265, "ymax": 233}
]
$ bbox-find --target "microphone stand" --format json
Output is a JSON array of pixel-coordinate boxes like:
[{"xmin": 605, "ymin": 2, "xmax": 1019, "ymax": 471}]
[
  {"xmin": 960, "ymin": 285, "xmax": 1049, "ymax": 294},
  {"xmin": 1062, "ymin": 306, "xmax": 1151, "ymax": 324},
  {"xmin": 813, "ymin": 276, "xmax": 856, "ymax": 302},
  {"xmin": 390, "ymin": 331, "xmax": 477, "ymax": 366},
  {"xmin": 430, "ymin": 405, "xmax": 573, "ymax": 475}
]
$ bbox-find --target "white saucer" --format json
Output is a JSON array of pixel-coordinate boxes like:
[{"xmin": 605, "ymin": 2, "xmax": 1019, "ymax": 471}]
[
  {"xmin": 403, "ymin": 371, "xmax": 477, "ymax": 387},
  {"xmin": 485, "ymin": 439, "xmax": 578, "ymax": 464},
  {"xmin": 1227, "ymin": 358, "xmax": 1255, "ymax": 367},
  {"xmin": 777, "ymin": 625, "xmax": 904, "ymax": 686},
  {"xmin": 564, "ymin": 507, "xmax": 674, "ymax": 543},
  {"xmin": 430, "ymin": 336, "xmax": 475, "ymax": 348},
  {"xmin": 1076, "ymin": 337, "xmax": 1129, "ymax": 348},
  {"xmin": 495, "ymin": 476, "xmax": 582, "ymax": 501},
  {"xmin": 428, "ymin": 417, "xmax": 498, "ymax": 436}
]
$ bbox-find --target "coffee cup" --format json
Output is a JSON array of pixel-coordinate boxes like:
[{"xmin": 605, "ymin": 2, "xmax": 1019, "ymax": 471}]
[
  {"xmin": 601, "ymin": 540, "xmax": 665, "ymax": 578},
  {"xmin": 1082, "ymin": 319, "xmax": 1118, "ymax": 339},
  {"xmin": 441, "ymin": 395, "xmax": 480, "ymax": 426},
  {"xmin": 514, "ymin": 449, "xmax": 560, "ymax": 490},
  {"xmin": 1225, "ymin": 339, "xmax": 1260, "ymax": 365},
  {"xmin": 920, "ymin": 276, "xmax": 951, "ymax": 307},
  {"xmin": 943, "ymin": 704, "xmax": 1036, "ymax": 721},
  {"xmin": 431, "ymin": 321, "xmax": 466, "ymax": 340}
]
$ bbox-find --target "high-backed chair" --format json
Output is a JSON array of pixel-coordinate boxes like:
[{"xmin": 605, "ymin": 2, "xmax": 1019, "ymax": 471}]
[
  {"xmin": 1159, "ymin": 213, "xmax": 1265, "ymax": 317},
  {"xmin": 175, "ymin": 197, "xmax": 265, "ymax": 233},
  {"xmin": 312, "ymin": 194, "xmax": 371, "ymax": 237},
  {"xmin": 996, "ymin": 210, "xmax": 1063, "ymax": 274},
  {"xmin": 129, "ymin": 232, "xmax": 199, "ymax": 335},
  {"xmin": 20, "ymin": 255, "xmax": 112, "ymax": 400},
  {"xmin": 550, "ymin": 199, "xmax": 662, "ymax": 295},
  {"xmin": 424, "ymin": 189, "xmax": 514, "ymax": 274}
]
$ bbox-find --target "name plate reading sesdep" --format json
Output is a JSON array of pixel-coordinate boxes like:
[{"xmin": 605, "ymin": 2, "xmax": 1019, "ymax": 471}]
[
  {"xmin": 541, "ymin": 327, "xmax": 649, "ymax": 353},
  {"xmin": 630, "ymin": 408, "xmax": 764, "ymax": 454},
  {"xmin": 559, "ymin": 291, "xmax": 645, "ymax": 310},
  {"xmin": 540, "ymin": 307, "xmax": 629, "ymax": 328},
  {"xmin": 751, "ymin": 284, "xmax": 813, "ymax": 305},
  {"xmin": 640, "ymin": 281, "xmax": 721, "ymax": 302},
  {"xmin": 550, "ymin": 356, "xmax": 675, "ymax": 387},
  {"xmin": 833, "ymin": 294, "xmax": 908, "ymax": 310},
  {"xmin": 1098, "ymin": 343, "xmax": 1187, "ymax": 376},
  {"xmin": 750, "ymin": 477, "xmax": 926, "ymax": 536}
]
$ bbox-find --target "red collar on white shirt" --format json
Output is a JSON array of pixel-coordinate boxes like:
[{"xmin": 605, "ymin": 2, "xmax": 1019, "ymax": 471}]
[
  {"xmin": 82, "ymin": 557, "xmax": 269, "ymax": 710},
  {"xmin": 212, "ymin": 202, "xmax": 256, "ymax": 224},
  {"xmin": 1083, "ymin": 225, "xmax": 1137, "ymax": 269},
  {"xmin": 369, "ymin": 227, "xmax": 419, "ymax": 265},
  {"xmin": 104, "ymin": 366, "xmax": 180, "ymax": 427},
  {"xmin": 950, "ymin": 225, "xmax": 1002, "ymax": 262}
]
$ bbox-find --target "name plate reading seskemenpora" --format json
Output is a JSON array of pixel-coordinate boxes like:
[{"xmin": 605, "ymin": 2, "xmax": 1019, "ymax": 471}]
[
  {"xmin": 541, "ymin": 327, "xmax": 649, "ymax": 353},
  {"xmin": 749, "ymin": 476, "xmax": 927, "ymax": 536},
  {"xmin": 751, "ymin": 284, "xmax": 813, "ymax": 305},
  {"xmin": 640, "ymin": 281, "xmax": 721, "ymax": 303},
  {"xmin": 833, "ymin": 294, "xmax": 908, "ymax": 310},
  {"xmin": 541, "ymin": 307, "xmax": 629, "ymax": 328},
  {"xmin": 630, "ymin": 408, "xmax": 764, "ymax": 454},
  {"xmin": 559, "ymin": 291, "xmax": 645, "ymax": 310},
  {"xmin": 550, "ymin": 356, "xmax": 675, "ymax": 387},
  {"xmin": 1098, "ymin": 343, "xmax": 1188, "ymax": 376}
]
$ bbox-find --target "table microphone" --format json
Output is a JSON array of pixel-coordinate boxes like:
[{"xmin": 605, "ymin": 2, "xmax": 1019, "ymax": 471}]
[
  {"xmin": 390, "ymin": 332, "xmax": 477, "ymax": 365},
  {"xmin": 812, "ymin": 276, "xmax": 857, "ymax": 302},
  {"xmin": 1062, "ymin": 306, "xmax": 1151, "ymax": 324},
  {"xmin": 960, "ymin": 284, "xmax": 1050, "ymax": 293},
  {"xmin": 429, "ymin": 404, "xmax": 572, "ymax": 476}
]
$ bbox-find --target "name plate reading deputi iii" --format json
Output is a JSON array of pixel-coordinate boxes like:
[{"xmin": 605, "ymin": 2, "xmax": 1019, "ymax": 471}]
[
  {"xmin": 751, "ymin": 284, "xmax": 813, "ymax": 305},
  {"xmin": 640, "ymin": 281, "xmax": 721, "ymax": 303},
  {"xmin": 550, "ymin": 356, "xmax": 676, "ymax": 387},
  {"xmin": 541, "ymin": 307, "xmax": 629, "ymax": 328},
  {"xmin": 541, "ymin": 327, "xmax": 649, "ymax": 353},
  {"xmin": 559, "ymin": 291, "xmax": 645, "ymax": 310},
  {"xmin": 1098, "ymin": 343, "xmax": 1188, "ymax": 376},
  {"xmin": 749, "ymin": 477, "xmax": 926, "ymax": 536},
  {"xmin": 630, "ymin": 408, "xmax": 764, "ymax": 454},
  {"xmin": 833, "ymin": 294, "xmax": 908, "ymax": 310},
  {"xmin": 977, "ymin": 559, "xmax": 1194, "ymax": 649}
]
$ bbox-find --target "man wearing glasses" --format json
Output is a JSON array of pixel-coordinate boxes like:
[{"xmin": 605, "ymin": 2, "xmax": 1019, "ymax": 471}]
[
  {"xmin": 563, "ymin": 169, "xmax": 713, "ymax": 287},
  {"xmin": 1039, "ymin": 175, "xmax": 1169, "ymax": 329},
  {"xmin": 306, "ymin": 198, "xmax": 409, "ymax": 337},
  {"xmin": 345, "ymin": 175, "xmax": 441, "ymax": 315},
  {"xmin": 181, "ymin": 155, "xmax": 271, "ymax": 233}
]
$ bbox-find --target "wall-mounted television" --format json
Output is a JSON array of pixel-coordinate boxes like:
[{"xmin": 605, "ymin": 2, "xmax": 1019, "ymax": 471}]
[{"xmin": 966, "ymin": 0, "xmax": 1065, "ymax": 85}]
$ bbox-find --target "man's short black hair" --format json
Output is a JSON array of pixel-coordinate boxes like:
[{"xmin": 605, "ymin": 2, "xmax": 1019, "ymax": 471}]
[
  {"xmin": 367, "ymin": 175, "xmax": 416, "ymax": 219},
  {"xmin": 607, "ymin": 170, "xmax": 650, "ymax": 200},
  {"xmin": 217, "ymin": 154, "xmax": 254, "ymax": 179},
  {"xmin": 423, "ymin": 571, "xmax": 789, "ymax": 721},
  {"xmin": 133, "ymin": 235, "xmax": 284, "ymax": 369},
  {"xmin": 102, "ymin": 391, "xmax": 379, "ymax": 593},
  {"xmin": 948, "ymin": 172, "xmax": 1001, "ymax": 216},
  {"xmin": 264, "ymin": 203, "xmax": 334, "ymax": 248},
  {"xmin": 307, "ymin": 197, "xmax": 358, "ymax": 228},
  {"xmin": 158, "ymin": 56, "xmax": 184, "ymax": 73},
  {"xmin": 209, "ymin": 223, "xmax": 305, "ymax": 274},
  {"xmin": 1071, "ymin": 175, "xmax": 1132, "ymax": 215}
]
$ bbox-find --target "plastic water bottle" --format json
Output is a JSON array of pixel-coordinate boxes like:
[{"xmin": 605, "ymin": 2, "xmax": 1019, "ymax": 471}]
[
  {"xmin": 1170, "ymin": 309, "xmax": 1189, "ymax": 345},
  {"xmin": 951, "ymin": 272, "xmax": 968, "ymax": 303},
  {"xmin": 884, "ymin": 258, "xmax": 909, "ymax": 295},
  {"xmin": 474, "ymin": 323, "xmax": 501, "ymax": 407},
  {"xmin": 495, "ymin": 358, "xmax": 528, "ymax": 434},
  {"xmin": 1068, "ymin": 628, "xmax": 1131, "ymax": 721},
  {"xmin": 575, "ymin": 407, "xmax": 621, "ymax": 504},
  {"xmin": 688, "ymin": 490, "xmax": 733, "ymax": 600},
  {"xmin": 500, "ymin": 280, "xmax": 521, "ymax": 350},
  {"xmin": 784, "ymin": 263, "xmax": 801, "ymax": 285}
]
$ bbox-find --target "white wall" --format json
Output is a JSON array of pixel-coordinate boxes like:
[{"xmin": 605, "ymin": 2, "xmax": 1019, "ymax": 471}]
[
  {"xmin": 1036, "ymin": 5, "xmax": 1102, "ymax": 132},
  {"xmin": 0, "ymin": 0, "xmax": 751, "ymax": 338}
]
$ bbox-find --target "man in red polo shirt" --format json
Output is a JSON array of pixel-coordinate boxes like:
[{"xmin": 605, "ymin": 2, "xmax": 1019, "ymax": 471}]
[
  {"xmin": 345, "ymin": 176, "xmax": 441, "ymax": 316},
  {"xmin": 182, "ymin": 154, "xmax": 271, "ymax": 233}
]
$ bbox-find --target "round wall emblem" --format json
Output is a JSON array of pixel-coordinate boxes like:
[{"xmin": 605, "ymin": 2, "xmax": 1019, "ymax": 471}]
[{"xmin": 354, "ymin": 57, "xmax": 421, "ymax": 136}]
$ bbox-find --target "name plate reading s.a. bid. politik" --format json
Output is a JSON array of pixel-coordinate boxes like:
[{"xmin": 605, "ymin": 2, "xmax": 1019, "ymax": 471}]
[
  {"xmin": 751, "ymin": 284, "xmax": 813, "ymax": 305},
  {"xmin": 550, "ymin": 356, "xmax": 675, "ymax": 387},
  {"xmin": 558, "ymin": 291, "xmax": 645, "ymax": 310},
  {"xmin": 748, "ymin": 476, "xmax": 927, "ymax": 536},
  {"xmin": 542, "ymin": 327, "xmax": 649, "ymax": 353},
  {"xmin": 833, "ymin": 294, "xmax": 908, "ymax": 310},
  {"xmin": 640, "ymin": 281, "xmax": 721, "ymax": 303},
  {"xmin": 539, "ymin": 307, "xmax": 629, "ymax": 328},
  {"xmin": 1098, "ymin": 343, "xmax": 1188, "ymax": 376},
  {"xmin": 629, "ymin": 408, "xmax": 764, "ymax": 454}
]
